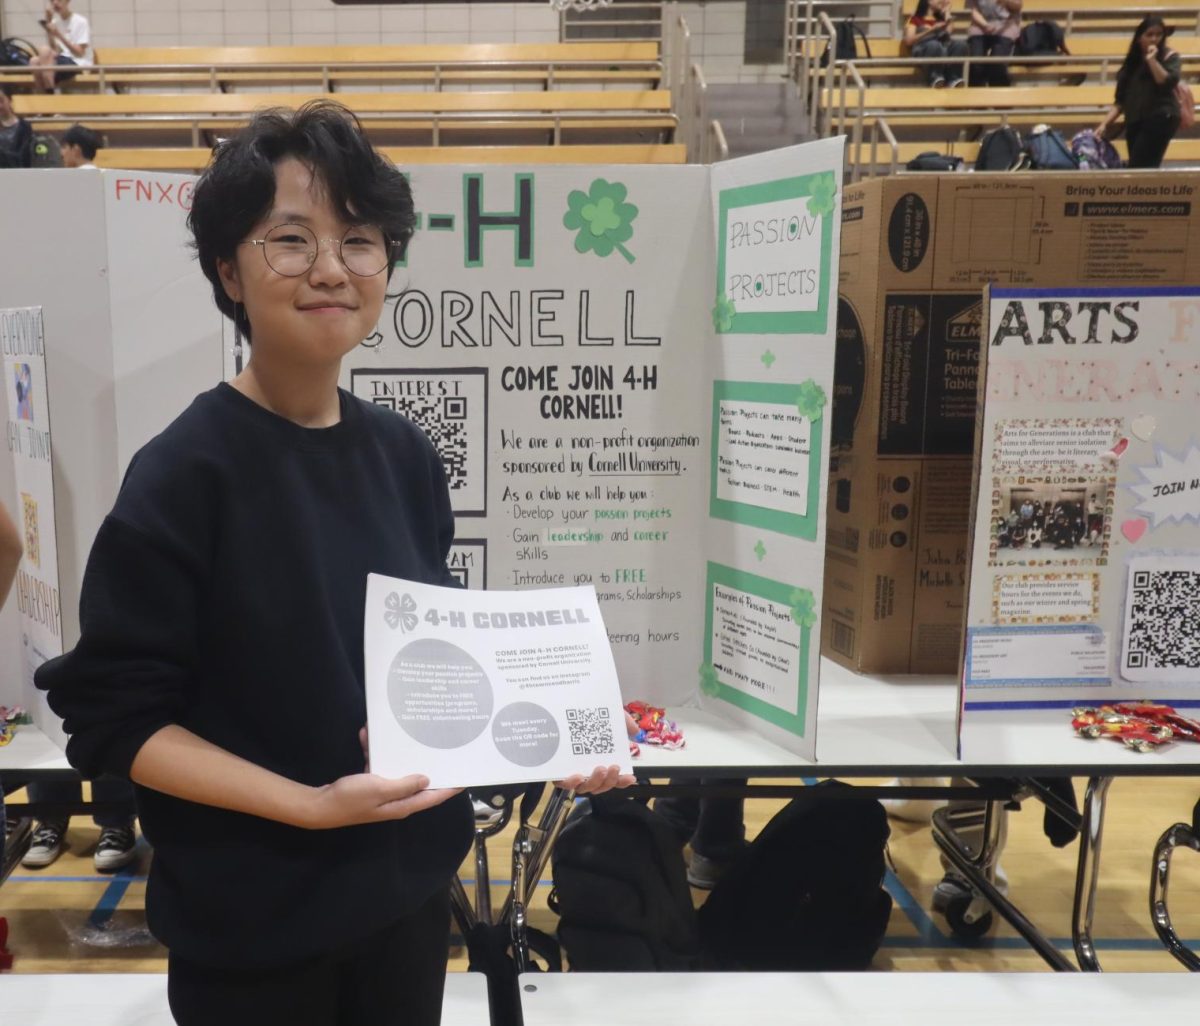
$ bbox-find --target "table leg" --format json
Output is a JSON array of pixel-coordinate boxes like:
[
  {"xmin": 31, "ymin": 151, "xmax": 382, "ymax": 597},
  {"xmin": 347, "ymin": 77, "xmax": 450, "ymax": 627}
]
[
  {"xmin": 933, "ymin": 795, "xmax": 1076, "ymax": 971},
  {"xmin": 1149, "ymin": 818, "xmax": 1200, "ymax": 971},
  {"xmin": 1071, "ymin": 775, "xmax": 1112, "ymax": 972}
]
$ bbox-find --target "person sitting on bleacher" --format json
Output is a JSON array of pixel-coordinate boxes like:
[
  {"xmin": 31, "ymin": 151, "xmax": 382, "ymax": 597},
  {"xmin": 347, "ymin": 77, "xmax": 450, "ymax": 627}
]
[
  {"xmin": 965, "ymin": 0, "xmax": 1022, "ymax": 87},
  {"xmin": 904, "ymin": 0, "xmax": 967, "ymax": 88},
  {"xmin": 30, "ymin": 0, "xmax": 93, "ymax": 95},
  {"xmin": 1096, "ymin": 16, "xmax": 1183, "ymax": 169},
  {"xmin": 0, "ymin": 85, "xmax": 32, "ymax": 168},
  {"xmin": 60, "ymin": 123, "xmax": 100, "ymax": 168}
]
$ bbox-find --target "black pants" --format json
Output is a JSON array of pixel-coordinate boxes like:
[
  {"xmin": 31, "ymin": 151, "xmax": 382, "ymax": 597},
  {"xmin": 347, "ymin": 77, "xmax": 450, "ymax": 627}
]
[
  {"xmin": 167, "ymin": 888, "xmax": 451, "ymax": 1026},
  {"xmin": 967, "ymin": 34, "xmax": 1014, "ymax": 87},
  {"xmin": 1127, "ymin": 112, "xmax": 1180, "ymax": 169},
  {"xmin": 654, "ymin": 779, "xmax": 746, "ymax": 861}
]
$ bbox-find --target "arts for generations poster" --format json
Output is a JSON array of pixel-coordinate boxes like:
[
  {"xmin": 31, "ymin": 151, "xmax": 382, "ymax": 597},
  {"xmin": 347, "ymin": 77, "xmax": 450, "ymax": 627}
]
[{"xmin": 961, "ymin": 287, "xmax": 1200, "ymax": 749}]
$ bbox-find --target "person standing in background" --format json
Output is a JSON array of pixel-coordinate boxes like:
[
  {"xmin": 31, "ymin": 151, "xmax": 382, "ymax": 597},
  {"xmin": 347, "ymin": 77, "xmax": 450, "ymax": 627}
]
[
  {"xmin": 1097, "ymin": 17, "xmax": 1183, "ymax": 169},
  {"xmin": 0, "ymin": 86, "xmax": 32, "ymax": 169},
  {"xmin": 965, "ymin": 0, "xmax": 1022, "ymax": 87},
  {"xmin": 30, "ymin": 0, "xmax": 94, "ymax": 94}
]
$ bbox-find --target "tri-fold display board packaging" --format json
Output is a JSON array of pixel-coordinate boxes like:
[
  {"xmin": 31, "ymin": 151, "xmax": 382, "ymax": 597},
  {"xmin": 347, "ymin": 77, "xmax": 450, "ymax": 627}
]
[{"xmin": 825, "ymin": 171, "xmax": 1200, "ymax": 675}]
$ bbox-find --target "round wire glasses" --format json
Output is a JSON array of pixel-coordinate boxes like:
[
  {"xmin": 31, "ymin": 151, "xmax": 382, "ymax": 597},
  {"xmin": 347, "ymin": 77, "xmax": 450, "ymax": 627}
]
[{"xmin": 246, "ymin": 223, "xmax": 393, "ymax": 277}]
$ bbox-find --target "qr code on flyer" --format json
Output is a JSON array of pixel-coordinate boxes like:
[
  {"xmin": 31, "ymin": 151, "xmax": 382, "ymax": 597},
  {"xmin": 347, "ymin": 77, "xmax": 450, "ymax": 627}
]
[
  {"xmin": 350, "ymin": 369, "xmax": 487, "ymax": 515},
  {"xmin": 567, "ymin": 707, "xmax": 615, "ymax": 757},
  {"xmin": 1121, "ymin": 556, "xmax": 1200, "ymax": 682}
]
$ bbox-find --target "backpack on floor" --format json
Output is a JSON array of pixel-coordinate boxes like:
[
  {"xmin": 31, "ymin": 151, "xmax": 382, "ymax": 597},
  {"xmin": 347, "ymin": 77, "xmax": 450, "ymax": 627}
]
[
  {"xmin": 820, "ymin": 17, "xmax": 872, "ymax": 67},
  {"xmin": 905, "ymin": 151, "xmax": 964, "ymax": 172},
  {"xmin": 1069, "ymin": 129, "xmax": 1121, "ymax": 170},
  {"xmin": 549, "ymin": 795, "xmax": 702, "ymax": 971},
  {"xmin": 1015, "ymin": 20, "xmax": 1068, "ymax": 57},
  {"xmin": 975, "ymin": 126, "xmax": 1028, "ymax": 171},
  {"xmin": 1025, "ymin": 126, "xmax": 1078, "ymax": 169},
  {"xmin": 698, "ymin": 782, "xmax": 893, "ymax": 971}
]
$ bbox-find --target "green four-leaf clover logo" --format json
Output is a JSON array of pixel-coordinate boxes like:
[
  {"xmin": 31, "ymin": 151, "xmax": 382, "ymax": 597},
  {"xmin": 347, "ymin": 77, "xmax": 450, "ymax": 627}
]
[
  {"xmin": 564, "ymin": 179, "xmax": 638, "ymax": 263},
  {"xmin": 807, "ymin": 172, "xmax": 837, "ymax": 217},
  {"xmin": 789, "ymin": 588, "xmax": 817, "ymax": 629},
  {"xmin": 795, "ymin": 379, "xmax": 827, "ymax": 422},
  {"xmin": 699, "ymin": 662, "xmax": 721, "ymax": 697},
  {"xmin": 712, "ymin": 293, "xmax": 737, "ymax": 332}
]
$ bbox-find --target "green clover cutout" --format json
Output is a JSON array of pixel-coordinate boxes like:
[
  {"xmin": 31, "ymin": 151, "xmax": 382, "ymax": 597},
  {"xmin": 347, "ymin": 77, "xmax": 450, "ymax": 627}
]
[
  {"xmin": 712, "ymin": 293, "xmax": 737, "ymax": 333},
  {"xmin": 699, "ymin": 662, "xmax": 721, "ymax": 697},
  {"xmin": 806, "ymin": 172, "xmax": 837, "ymax": 217},
  {"xmin": 789, "ymin": 588, "xmax": 818, "ymax": 629},
  {"xmin": 795, "ymin": 379, "xmax": 827, "ymax": 422},
  {"xmin": 563, "ymin": 179, "xmax": 638, "ymax": 263}
]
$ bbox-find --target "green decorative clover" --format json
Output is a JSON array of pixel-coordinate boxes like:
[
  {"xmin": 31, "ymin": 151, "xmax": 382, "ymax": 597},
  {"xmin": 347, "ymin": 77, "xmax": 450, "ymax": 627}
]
[
  {"xmin": 795, "ymin": 379, "xmax": 827, "ymax": 422},
  {"xmin": 712, "ymin": 293, "xmax": 736, "ymax": 333},
  {"xmin": 806, "ymin": 172, "xmax": 837, "ymax": 217},
  {"xmin": 789, "ymin": 588, "xmax": 818, "ymax": 629},
  {"xmin": 754, "ymin": 540, "xmax": 767, "ymax": 561},
  {"xmin": 699, "ymin": 662, "xmax": 721, "ymax": 697},
  {"xmin": 563, "ymin": 179, "xmax": 638, "ymax": 263},
  {"xmin": 761, "ymin": 349, "xmax": 776, "ymax": 369}
]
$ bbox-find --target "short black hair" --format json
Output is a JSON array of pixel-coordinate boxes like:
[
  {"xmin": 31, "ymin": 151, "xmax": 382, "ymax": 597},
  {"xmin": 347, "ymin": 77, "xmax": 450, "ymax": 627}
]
[
  {"xmin": 62, "ymin": 123, "xmax": 100, "ymax": 159},
  {"xmin": 187, "ymin": 100, "xmax": 415, "ymax": 343}
]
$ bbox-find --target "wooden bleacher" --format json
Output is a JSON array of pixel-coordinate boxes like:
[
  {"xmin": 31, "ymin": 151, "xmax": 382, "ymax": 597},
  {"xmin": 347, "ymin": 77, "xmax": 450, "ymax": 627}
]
[
  {"xmin": 16, "ymin": 90, "xmax": 676, "ymax": 147},
  {"xmin": 93, "ymin": 143, "xmax": 688, "ymax": 171},
  {"xmin": 0, "ymin": 42, "xmax": 663, "ymax": 94}
]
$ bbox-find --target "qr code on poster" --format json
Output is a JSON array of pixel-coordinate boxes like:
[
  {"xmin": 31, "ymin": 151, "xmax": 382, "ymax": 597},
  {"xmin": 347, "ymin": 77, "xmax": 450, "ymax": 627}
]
[
  {"xmin": 1121, "ymin": 557, "xmax": 1200, "ymax": 682},
  {"xmin": 567, "ymin": 707, "xmax": 615, "ymax": 756},
  {"xmin": 350, "ymin": 369, "xmax": 487, "ymax": 515}
]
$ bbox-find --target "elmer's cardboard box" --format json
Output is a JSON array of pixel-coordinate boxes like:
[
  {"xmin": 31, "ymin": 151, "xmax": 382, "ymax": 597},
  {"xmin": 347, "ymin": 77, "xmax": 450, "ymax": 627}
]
[{"xmin": 825, "ymin": 171, "xmax": 1200, "ymax": 675}]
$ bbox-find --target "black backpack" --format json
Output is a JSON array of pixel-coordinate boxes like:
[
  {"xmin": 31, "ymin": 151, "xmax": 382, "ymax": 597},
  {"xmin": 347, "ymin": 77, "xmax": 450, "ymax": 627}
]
[
  {"xmin": 1016, "ymin": 20, "xmax": 1067, "ymax": 57},
  {"xmin": 0, "ymin": 37, "xmax": 35, "ymax": 67},
  {"xmin": 906, "ymin": 151, "xmax": 964, "ymax": 172},
  {"xmin": 975, "ymin": 126, "xmax": 1029, "ymax": 171},
  {"xmin": 698, "ymin": 783, "xmax": 893, "ymax": 971},
  {"xmin": 549, "ymin": 795, "xmax": 702, "ymax": 971},
  {"xmin": 1025, "ymin": 126, "xmax": 1077, "ymax": 170},
  {"xmin": 820, "ymin": 17, "xmax": 872, "ymax": 67}
]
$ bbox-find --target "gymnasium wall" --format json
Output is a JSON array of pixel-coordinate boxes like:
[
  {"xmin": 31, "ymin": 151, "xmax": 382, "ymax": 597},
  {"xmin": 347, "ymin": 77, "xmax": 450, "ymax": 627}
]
[{"xmin": 0, "ymin": 0, "xmax": 788, "ymax": 84}]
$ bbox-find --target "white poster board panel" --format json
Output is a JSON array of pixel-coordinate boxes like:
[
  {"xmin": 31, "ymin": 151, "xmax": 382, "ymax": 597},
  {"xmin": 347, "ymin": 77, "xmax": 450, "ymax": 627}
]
[
  {"xmin": 0, "ymin": 169, "xmax": 220, "ymax": 740},
  {"xmin": 699, "ymin": 140, "xmax": 844, "ymax": 759},
  {"xmin": 961, "ymin": 287, "xmax": 1200, "ymax": 760},
  {"xmin": 343, "ymin": 164, "xmax": 714, "ymax": 716}
]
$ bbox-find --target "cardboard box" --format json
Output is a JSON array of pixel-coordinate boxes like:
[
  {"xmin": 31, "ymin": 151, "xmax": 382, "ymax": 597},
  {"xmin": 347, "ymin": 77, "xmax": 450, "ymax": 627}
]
[{"xmin": 825, "ymin": 171, "xmax": 1200, "ymax": 674}]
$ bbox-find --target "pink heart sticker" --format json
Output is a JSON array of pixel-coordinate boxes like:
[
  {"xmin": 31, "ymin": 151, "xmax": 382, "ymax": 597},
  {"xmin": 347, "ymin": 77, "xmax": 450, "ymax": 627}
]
[{"xmin": 1121, "ymin": 518, "xmax": 1148, "ymax": 543}]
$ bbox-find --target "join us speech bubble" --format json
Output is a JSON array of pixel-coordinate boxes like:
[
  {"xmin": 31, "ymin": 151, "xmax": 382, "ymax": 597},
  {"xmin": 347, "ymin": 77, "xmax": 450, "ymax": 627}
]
[{"xmin": 1129, "ymin": 443, "xmax": 1200, "ymax": 529}]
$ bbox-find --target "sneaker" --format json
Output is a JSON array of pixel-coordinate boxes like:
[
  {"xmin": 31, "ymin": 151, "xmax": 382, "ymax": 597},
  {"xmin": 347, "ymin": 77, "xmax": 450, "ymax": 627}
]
[
  {"xmin": 686, "ymin": 850, "xmax": 734, "ymax": 890},
  {"xmin": 21, "ymin": 820, "xmax": 68, "ymax": 869},
  {"xmin": 948, "ymin": 77, "xmax": 965, "ymax": 88},
  {"xmin": 931, "ymin": 76, "xmax": 946, "ymax": 88},
  {"xmin": 94, "ymin": 825, "xmax": 138, "ymax": 872}
]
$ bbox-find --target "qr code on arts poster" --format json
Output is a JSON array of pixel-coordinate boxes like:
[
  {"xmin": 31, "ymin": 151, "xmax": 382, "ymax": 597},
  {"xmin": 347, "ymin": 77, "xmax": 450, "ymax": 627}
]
[
  {"xmin": 1121, "ymin": 557, "xmax": 1200, "ymax": 683},
  {"xmin": 567, "ymin": 707, "xmax": 615, "ymax": 756},
  {"xmin": 350, "ymin": 368, "xmax": 487, "ymax": 516}
]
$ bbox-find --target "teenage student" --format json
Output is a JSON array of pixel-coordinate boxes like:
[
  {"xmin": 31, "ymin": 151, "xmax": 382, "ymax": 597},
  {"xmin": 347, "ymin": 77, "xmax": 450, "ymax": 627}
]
[
  {"xmin": 37, "ymin": 100, "xmax": 633, "ymax": 1026},
  {"xmin": 903, "ymin": 0, "xmax": 967, "ymax": 88},
  {"xmin": 1097, "ymin": 16, "xmax": 1184, "ymax": 169}
]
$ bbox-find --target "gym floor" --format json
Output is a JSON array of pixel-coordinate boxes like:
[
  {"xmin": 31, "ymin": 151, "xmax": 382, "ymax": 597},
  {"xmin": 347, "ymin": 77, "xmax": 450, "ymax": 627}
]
[{"xmin": 1, "ymin": 775, "xmax": 1197, "ymax": 973}]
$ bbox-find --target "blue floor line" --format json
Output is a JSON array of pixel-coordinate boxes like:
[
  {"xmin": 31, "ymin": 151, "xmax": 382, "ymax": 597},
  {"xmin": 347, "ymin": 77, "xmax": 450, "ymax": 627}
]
[
  {"xmin": 884, "ymin": 869, "xmax": 951, "ymax": 947},
  {"xmin": 86, "ymin": 863, "xmax": 139, "ymax": 929},
  {"xmin": 6, "ymin": 875, "xmax": 148, "ymax": 883}
]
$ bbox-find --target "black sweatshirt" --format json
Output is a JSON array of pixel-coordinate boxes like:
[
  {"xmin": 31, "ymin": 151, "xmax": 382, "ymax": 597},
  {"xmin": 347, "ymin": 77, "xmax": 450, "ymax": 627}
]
[{"xmin": 36, "ymin": 383, "xmax": 474, "ymax": 969}]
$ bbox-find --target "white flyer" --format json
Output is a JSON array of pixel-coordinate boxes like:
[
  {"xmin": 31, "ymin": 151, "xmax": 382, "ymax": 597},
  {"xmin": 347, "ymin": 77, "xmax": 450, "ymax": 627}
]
[{"xmin": 364, "ymin": 575, "xmax": 631, "ymax": 788}]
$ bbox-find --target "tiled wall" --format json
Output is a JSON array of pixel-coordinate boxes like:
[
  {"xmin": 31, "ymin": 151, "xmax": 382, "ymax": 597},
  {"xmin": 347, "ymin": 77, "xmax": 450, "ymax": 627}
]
[{"xmin": 0, "ymin": 1, "xmax": 789, "ymax": 83}]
